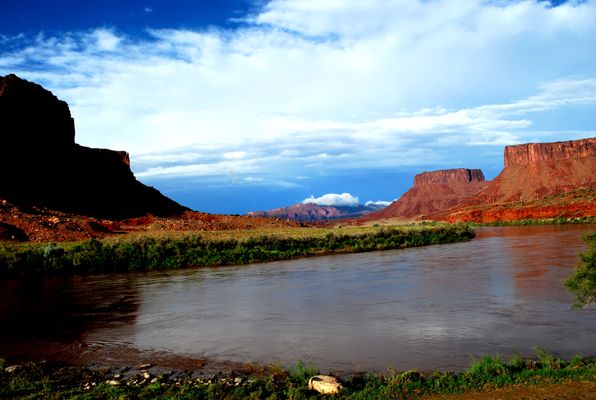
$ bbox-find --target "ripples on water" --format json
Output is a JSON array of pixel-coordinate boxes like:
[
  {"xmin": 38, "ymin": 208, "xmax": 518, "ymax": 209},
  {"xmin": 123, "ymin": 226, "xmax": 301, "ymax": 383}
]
[{"xmin": 1, "ymin": 225, "xmax": 595, "ymax": 372}]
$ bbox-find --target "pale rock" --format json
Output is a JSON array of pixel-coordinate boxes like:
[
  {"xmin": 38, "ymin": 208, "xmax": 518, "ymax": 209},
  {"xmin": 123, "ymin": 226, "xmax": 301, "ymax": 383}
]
[{"xmin": 307, "ymin": 375, "xmax": 343, "ymax": 394}]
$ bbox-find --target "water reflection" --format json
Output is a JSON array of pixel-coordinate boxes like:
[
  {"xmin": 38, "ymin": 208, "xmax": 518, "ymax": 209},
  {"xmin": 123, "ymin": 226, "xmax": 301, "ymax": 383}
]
[
  {"xmin": 0, "ymin": 225, "xmax": 594, "ymax": 372},
  {"xmin": 0, "ymin": 274, "xmax": 139, "ymax": 360}
]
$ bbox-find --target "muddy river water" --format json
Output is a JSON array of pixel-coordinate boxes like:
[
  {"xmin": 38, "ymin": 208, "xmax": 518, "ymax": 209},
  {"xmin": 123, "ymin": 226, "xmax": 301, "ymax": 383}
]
[{"xmin": 1, "ymin": 225, "xmax": 595, "ymax": 372}]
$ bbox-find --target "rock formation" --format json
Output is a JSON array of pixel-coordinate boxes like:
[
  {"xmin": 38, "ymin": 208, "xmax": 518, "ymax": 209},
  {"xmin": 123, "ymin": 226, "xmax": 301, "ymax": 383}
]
[
  {"xmin": 414, "ymin": 168, "xmax": 485, "ymax": 187},
  {"xmin": 504, "ymin": 139, "xmax": 594, "ymax": 168},
  {"xmin": 472, "ymin": 138, "xmax": 595, "ymax": 204},
  {"xmin": 360, "ymin": 168, "xmax": 487, "ymax": 221},
  {"xmin": 0, "ymin": 74, "xmax": 188, "ymax": 219},
  {"xmin": 440, "ymin": 137, "xmax": 596, "ymax": 222},
  {"xmin": 247, "ymin": 203, "xmax": 383, "ymax": 222}
]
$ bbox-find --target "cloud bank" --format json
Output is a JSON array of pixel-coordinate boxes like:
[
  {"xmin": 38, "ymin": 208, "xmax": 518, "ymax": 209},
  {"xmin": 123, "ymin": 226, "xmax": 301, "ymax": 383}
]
[
  {"xmin": 303, "ymin": 193, "xmax": 360, "ymax": 207},
  {"xmin": 0, "ymin": 0, "xmax": 594, "ymax": 196}
]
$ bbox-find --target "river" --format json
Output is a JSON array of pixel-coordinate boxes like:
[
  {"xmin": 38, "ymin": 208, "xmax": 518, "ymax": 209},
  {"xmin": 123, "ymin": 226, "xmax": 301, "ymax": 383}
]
[{"xmin": 1, "ymin": 225, "xmax": 595, "ymax": 373}]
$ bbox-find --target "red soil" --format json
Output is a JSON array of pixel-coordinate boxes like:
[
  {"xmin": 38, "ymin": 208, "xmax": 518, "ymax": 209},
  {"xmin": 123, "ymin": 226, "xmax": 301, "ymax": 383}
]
[{"xmin": 0, "ymin": 198, "xmax": 298, "ymax": 243}]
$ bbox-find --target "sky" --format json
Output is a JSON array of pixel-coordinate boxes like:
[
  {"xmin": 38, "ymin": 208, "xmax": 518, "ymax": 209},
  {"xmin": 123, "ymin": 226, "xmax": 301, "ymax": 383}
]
[{"xmin": 1, "ymin": 0, "xmax": 595, "ymax": 214}]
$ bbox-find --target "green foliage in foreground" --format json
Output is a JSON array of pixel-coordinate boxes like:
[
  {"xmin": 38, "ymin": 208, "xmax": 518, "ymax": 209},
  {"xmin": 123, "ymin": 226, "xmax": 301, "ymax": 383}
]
[
  {"xmin": 565, "ymin": 233, "xmax": 596, "ymax": 308},
  {"xmin": 1, "ymin": 351, "xmax": 595, "ymax": 399},
  {"xmin": 0, "ymin": 225, "xmax": 474, "ymax": 276}
]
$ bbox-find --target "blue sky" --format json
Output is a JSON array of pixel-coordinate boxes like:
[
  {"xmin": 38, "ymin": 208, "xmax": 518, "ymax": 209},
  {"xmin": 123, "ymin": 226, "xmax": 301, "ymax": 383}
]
[{"xmin": 1, "ymin": 0, "xmax": 595, "ymax": 214}]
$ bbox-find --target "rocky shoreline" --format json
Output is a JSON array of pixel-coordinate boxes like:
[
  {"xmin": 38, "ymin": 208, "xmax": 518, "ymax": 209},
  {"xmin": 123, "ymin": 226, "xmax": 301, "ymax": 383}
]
[{"xmin": 2, "ymin": 352, "xmax": 595, "ymax": 399}]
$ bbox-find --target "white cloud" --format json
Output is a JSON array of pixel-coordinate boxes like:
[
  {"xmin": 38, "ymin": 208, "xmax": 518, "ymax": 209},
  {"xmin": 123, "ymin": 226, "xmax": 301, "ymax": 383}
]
[
  {"xmin": 244, "ymin": 176, "xmax": 264, "ymax": 183},
  {"xmin": 223, "ymin": 151, "xmax": 247, "ymax": 159},
  {"xmin": 92, "ymin": 29, "xmax": 122, "ymax": 51},
  {"xmin": 0, "ymin": 0, "xmax": 594, "ymax": 186},
  {"xmin": 303, "ymin": 193, "xmax": 360, "ymax": 207},
  {"xmin": 144, "ymin": 7, "xmax": 153, "ymax": 13}
]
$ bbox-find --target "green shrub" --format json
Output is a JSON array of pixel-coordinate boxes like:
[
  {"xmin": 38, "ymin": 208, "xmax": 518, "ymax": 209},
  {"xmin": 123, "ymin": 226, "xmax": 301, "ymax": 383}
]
[{"xmin": 565, "ymin": 233, "xmax": 596, "ymax": 308}]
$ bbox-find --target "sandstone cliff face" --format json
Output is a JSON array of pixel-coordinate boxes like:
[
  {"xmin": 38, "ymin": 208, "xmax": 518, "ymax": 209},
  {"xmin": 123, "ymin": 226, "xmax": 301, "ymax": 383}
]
[
  {"xmin": 0, "ymin": 74, "xmax": 188, "ymax": 219},
  {"xmin": 248, "ymin": 203, "xmax": 380, "ymax": 222},
  {"xmin": 431, "ymin": 137, "xmax": 596, "ymax": 222},
  {"xmin": 469, "ymin": 138, "xmax": 595, "ymax": 205},
  {"xmin": 414, "ymin": 169, "xmax": 485, "ymax": 187},
  {"xmin": 360, "ymin": 168, "xmax": 487, "ymax": 221},
  {"xmin": 504, "ymin": 138, "xmax": 595, "ymax": 167}
]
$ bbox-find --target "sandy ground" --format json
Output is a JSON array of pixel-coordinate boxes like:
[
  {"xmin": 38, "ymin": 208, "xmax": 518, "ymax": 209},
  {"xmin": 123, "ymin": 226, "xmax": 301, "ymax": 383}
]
[
  {"xmin": 0, "ymin": 198, "xmax": 299, "ymax": 243},
  {"xmin": 421, "ymin": 380, "xmax": 596, "ymax": 400}
]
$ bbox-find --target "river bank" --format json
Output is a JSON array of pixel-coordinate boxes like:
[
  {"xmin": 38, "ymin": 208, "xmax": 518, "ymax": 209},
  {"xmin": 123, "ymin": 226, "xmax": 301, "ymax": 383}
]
[
  {"xmin": 0, "ymin": 223, "xmax": 474, "ymax": 276},
  {"xmin": 1, "ymin": 351, "xmax": 595, "ymax": 399},
  {"xmin": 470, "ymin": 215, "xmax": 596, "ymax": 227}
]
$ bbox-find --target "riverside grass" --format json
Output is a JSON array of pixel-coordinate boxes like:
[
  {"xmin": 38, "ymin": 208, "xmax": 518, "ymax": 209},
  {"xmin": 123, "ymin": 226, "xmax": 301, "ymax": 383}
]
[
  {"xmin": 1, "ymin": 350, "xmax": 595, "ymax": 399},
  {"xmin": 0, "ymin": 223, "xmax": 474, "ymax": 276},
  {"xmin": 472, "ymin": 215, "xmax": 596, "ymax": 226}
]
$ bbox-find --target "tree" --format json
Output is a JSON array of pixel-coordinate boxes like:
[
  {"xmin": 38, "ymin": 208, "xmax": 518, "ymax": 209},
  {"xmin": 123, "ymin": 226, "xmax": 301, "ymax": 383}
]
[{"xmin": 565, "ymin": 233, "xmax": 596, "ymax": 308}]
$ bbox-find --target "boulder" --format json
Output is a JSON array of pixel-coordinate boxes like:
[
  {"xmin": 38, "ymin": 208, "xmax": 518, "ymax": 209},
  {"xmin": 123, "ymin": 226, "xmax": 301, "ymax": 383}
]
[
  {"xmin": 0, "ymin": 222, "xmax": 28, "ymax": 242},
  {"xmin": 307, "ymin": 375, "xmax": 343, "ymax": 394}
]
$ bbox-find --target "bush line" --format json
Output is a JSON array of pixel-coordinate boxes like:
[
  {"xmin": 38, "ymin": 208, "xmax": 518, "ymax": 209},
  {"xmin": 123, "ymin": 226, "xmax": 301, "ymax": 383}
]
[{"xmin": 0, "ymin": 225, "xmax": 474, "ymax": 276}]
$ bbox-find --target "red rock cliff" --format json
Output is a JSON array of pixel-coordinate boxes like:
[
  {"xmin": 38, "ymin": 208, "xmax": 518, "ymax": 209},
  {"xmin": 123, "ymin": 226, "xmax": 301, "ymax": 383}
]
[
  {"xmin": 468, "ymin": 137, "xmax": 595, "ymax": 205},
  {"xmin": 414, "ymin": 169, "xmax": 485, "ymax": 187},
  {"xmin": 433, "ymin": 137, "xmax": 596, "ymax": 223},
  {"xmin": 359, "ymin": 168, "xmax": 487, "ymax": 221},
  {"xmin": 0, "ymin": 74, "xmax": 188, "ymax": 219},
  {"xmin": 504, "ymin": 138, "xmax": 595, "ymax": 167}
]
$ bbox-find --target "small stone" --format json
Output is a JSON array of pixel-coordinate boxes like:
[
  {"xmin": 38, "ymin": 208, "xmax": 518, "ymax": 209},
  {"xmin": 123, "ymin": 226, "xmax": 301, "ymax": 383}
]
[
  {"xmin": 308, "ymin": 375, "xmax": 343, "ymax": 395},
  {"xmin": 234, "ymin": 377, "xmax": 244, "ymax": 386},
  {"xmin": 143, "ymin": 372, "xmax": 151, "ymax": 380},
  {"xmin": 139, "ymin": 363, "xmax": 153, "ymax": 370},
  {"xmin": 107, "ymin": 380, "xmax": 120, "ymax": 386},
  {"xmin": 4, "ymin": 365, "xmax": 23, "ymax": 373},
  {"xmin": 151, "ymin": 377, "xmax": 158, "ymax": 384}
]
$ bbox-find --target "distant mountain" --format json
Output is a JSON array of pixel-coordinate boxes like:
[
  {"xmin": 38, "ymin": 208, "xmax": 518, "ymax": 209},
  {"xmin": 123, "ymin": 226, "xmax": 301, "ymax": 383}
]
[{"xmin": 247, "ymin": 202, "xmax": 386, "ymax": 222}]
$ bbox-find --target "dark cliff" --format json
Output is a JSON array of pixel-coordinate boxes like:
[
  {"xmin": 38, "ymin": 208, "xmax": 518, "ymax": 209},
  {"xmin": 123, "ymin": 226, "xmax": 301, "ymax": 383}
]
[{"xmin": 0, "ymin": 74, "xmax": 188, "ymax": 219}]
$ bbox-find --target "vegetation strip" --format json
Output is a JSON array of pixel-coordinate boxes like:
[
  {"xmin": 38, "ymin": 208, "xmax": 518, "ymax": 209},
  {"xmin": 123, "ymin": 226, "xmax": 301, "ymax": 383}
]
[
  {"xmin": 471, "ymin": 216, "xmax": 596, "ymax": 226},
  {"xmin": 1, "ymin": 350, "xmax": 595, "ymax": 399},
  {"xmin": 0, "ymin": 224, "xmax": 474, "ymax": 276}
]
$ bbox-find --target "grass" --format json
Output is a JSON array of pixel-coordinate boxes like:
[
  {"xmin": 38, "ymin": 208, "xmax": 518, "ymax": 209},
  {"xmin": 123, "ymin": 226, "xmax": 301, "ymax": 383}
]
[
  {"xmin": 1, "ymin": 350, "xmax": 594, "ymax": 399},
  {"xmin": 0, "ymin": 223, "xmax": 474, "ymax": 276}
]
